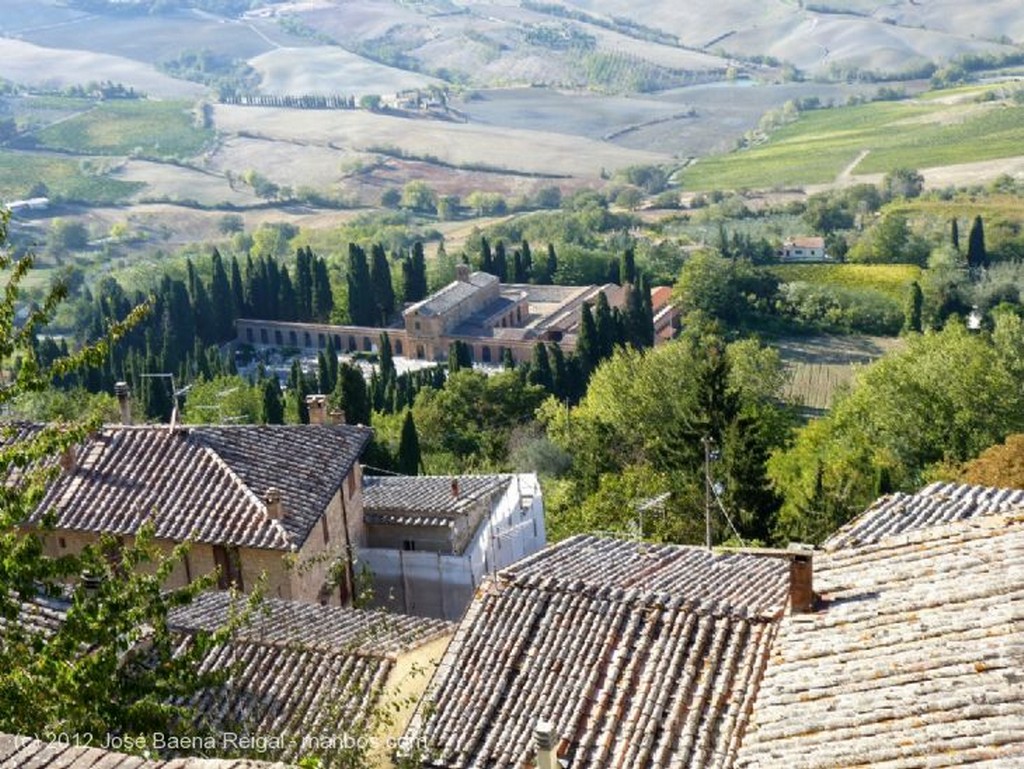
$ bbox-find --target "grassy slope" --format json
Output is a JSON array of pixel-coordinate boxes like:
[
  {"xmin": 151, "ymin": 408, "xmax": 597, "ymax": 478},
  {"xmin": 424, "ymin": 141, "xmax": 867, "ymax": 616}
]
[
  {"xmin": 33, "ymin": 100, "xmax": 213, "ymax": 158},
  {"xmin": 681, "ymin": 90, "xmax": 1024, "ymax": 191},
  {"xmin": 767, "ymin": 263, "xmax": 922, "ymax": 301}
]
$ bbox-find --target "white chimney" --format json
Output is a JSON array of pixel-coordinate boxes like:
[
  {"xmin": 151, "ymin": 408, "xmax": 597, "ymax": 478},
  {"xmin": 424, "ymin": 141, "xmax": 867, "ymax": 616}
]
[
  {"xmin": 264, "ymin": 487, "xmax": 283, "ymax": 519},
  {"xmin": 535, "ymin": 720, "xmax": 556, "ymax": 769},
  {"xmin": 114, "ymin": 381, "xmax": 132, "ymax": 425}
]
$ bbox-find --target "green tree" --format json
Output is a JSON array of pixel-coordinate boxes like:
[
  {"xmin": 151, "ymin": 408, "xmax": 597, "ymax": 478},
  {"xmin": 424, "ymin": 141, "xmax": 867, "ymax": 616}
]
[
  {"xmin": 370, "ymin": 244, "xmax": 396, "ymax": 324},
  {"xmin": 260, "ymin": 377, "xmax": 285, "ymax": 424},
  {"xmin": 903, "ymin": 280, "xmax": 923, "ymax": 334},
  {"xmin": 967, "ymin": 215, "xmax": 988, "ymax": 272},
  {"xmin": 770, "ymin": 321, "xmax": 1024, "ymax": 543},
  {"xmin": 882, "ymin": 167, "xmax": 924, "ymax": 200},
  {"xmin": 334, "ymin": 362, "xmax": 372, "ymax": 426},
  {"xmin": 0, "ymin": 215, "xmax": 257, "ymax": 742},
  {"xmin": 346, "ymin": 244, "xmax": 373, "ymax": 326},
  {"xmin": 396, "ymin": 410, "xmax": 422, "ymax": 475}
]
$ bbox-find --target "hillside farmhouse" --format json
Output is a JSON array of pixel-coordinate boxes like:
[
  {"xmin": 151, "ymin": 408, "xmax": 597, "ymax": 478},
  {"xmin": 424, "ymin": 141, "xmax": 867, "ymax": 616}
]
[
  {"xmin": 359, "ymin": 473, "xmax": 546, "ymax": 620},
  {"xmin": 779, "ymin": 236, "xmax": 828, "ymax": 262},
  {"xmin": 27, "ymin": 418, "xmax": 371, "ymax": 606},
  {"xmin": 236, "ymin": 266, "xmax": 631, "ymax": 365}
]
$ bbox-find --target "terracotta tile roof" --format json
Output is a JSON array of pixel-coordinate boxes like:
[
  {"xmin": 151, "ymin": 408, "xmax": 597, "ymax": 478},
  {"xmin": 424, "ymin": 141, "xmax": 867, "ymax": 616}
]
[
  {"xmin": 783, "ymin": 236, "xmax": 825, "ymax": 249},
  {"xmin": 3, "ymin": 592, "xmax": 452, "ymax": 768},
  {"xmin": 0, "ymin": 733, "xmax": 287, "ymax": 768},
  {"xmin": 650, "ymin": 285, "xmax": 674, "ymax": 311},
  {"xmin": 403, "ymin": 535, "xmax": 792, "ymax": 768},
  {"xmin": 825, "ymin": 481, "xmax": 1024, "ymax": 550},
  {"xmin": 736, "ymin": 512, "xmax": 1024, "ymax": 768},
  {"xmin": 29, "ymin": 424, "xmax": 371, "ymax": 551},
  {"xmin": 363, "ymin": 474, "xmax": 514, "ymax": 527},
  {"xmin": 171, "ymin": 591, "xmax": 453, "ymax": 656}
]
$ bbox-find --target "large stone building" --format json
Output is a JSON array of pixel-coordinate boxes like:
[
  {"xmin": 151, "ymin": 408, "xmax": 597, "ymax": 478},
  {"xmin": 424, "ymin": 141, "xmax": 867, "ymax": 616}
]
[{"xmin": 236, "ymin": 266, "xmax": 627, "ymax": 365}]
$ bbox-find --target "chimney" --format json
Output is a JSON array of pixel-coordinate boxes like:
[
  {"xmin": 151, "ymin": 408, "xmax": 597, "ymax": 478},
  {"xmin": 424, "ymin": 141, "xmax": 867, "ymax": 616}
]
[
  {"xmin": 451, "ymin": 478, "xmax": 460, "ymax": 499},
  {"xmin": 788, "ymin": 546, "xmax": 815, "ymax": 613},
  {"xmin": 264, "ymin": 487, "xmax": 283, "ymax": 519},
  {"xmin": 328, "ymin": 408, "xmax": 346, "ymax": 426},
  {"xmin": 455, "ymin": 263, "xmax": 471, "ymax": 283},
  {"xmin": 535, "ymin": 720, "xmax": 556, "ymax": 769},
  {"xmin": 306, "ymin": 394, "xmax": 328, "ymax": 425},
  {"xmin": 114, "ymin": 381, "xmax": 132, "ymax": 425},
  {"xmin": 59, "ymin": 445, "xmax": 77, "ymax": 474}
]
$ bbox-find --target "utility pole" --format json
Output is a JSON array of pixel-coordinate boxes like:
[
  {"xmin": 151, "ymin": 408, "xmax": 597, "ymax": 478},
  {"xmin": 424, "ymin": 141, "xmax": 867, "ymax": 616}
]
[{"xmin": 702, "ymin": 435, "xmax": 715, "ymax": 551}]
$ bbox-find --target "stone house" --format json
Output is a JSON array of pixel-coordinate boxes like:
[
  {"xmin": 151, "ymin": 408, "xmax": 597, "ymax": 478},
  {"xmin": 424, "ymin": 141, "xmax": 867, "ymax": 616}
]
[
  {"xmin": 358, "ymin": 473, "xmax": 546, "ymax": 620},
  {"xmin": 779, "ymin": 236, "xmax": 828, "ymax": 261},
  {"xmin": 29, "ymin": 420, "xmax": 372, "ymax": 606}
]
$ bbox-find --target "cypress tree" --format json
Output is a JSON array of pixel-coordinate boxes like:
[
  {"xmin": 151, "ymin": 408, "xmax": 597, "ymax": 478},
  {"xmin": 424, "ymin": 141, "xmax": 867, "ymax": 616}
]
[
  {"xmin": 549, "ymin": 343, "xmax": 567, "ymax": 399},
  {"xmin": 513, "ymin": 250, "xmax": 525, "ymax": 283},
  {"xmin": 295, "ymin": 246, "xmax": 313, "ymax": 321},
  {"xmin": 966, "ymin": 215, "xmax": 988, "ymax": 271},
  {"xmin": 370, "ymin": 244, "xmax": 395, "ymax": 324},
  {"xmin": 903, "ymin": 281, "xmax": 923, "ymax": 334},
  {"xmin": 951, "ymin": 218, "xmax": 960, "ymax": 252},
  {"xmin": 607, "ymin": 258, "xmax": 621, "ymax": 286},
  {"xmin": 480, "ymin": 237, "xmax": 493, "ymax": 274},
  {"xmin": 326, "ymin": 336, "xmax": 339, "ymax": 394},
  {"xmin": 502, "ymin": 347, "xmax": 516, "ymax": 369},
  {"xmin": 545, "ymin": 243, "xmax": 558, "ymax": 284},
  {"xmin": 312, "ymin": 256, "xmax": 334, "ymax": 321},
  {"xmin": 494, "ymin": 240, "xmax": 508, "ymax": 282},
  {"xmin": 576, "ymin": 301, "xmax": 599, "ymax": 376},
  {"xmin": 396, "ymin": 410, "xmax": 422, "ymax": 475},
  {"xmin": 264, "ymin": 257, "xmax": 281, "ymax": 320},
  {"xmin": 229, "ymin": 255, "xmax": 246, "ymax": 318},
  {"xmin": 408, "ymin": 241, "xmax": 428, "ymax": 301},
  {"xmin": 594, "ymin": 291, "xmax": 616, "ymax": 360},
  {"xmin": 209, "ymin": 248, "xmax": 233, "ymax": 341},
  {"xmin": 529, "ymin": 342, "xmax": 553, "ymax": 391},
  {"xmin": 261, "ymin": 377, "xmax": 285, "ymax": 424},
  {"xmin": 289, "ymin": 359, "xmax": 309, "ymax": 424},
  {"xmin": 279, "ymin": 266, "xmax": 297, "ymax": 321},
  {"xmin": 620, "ymin": 248, "xmax": 637, "ymax": 285},
  {"xmin": 448, "ymin": 340, "xmax": 472, "ymax": 373},
  {"xmin": 521, "ymin": 240, "xmax": 533, "ymax": 281},
  {"xmin": 379, "ymin": 331, "xmax": 396, "ymax": 387},
  {"xmin": 346, "ymin": 244, "xmax": 373, "ymax": 325},
  {"xmin": 335, "ymin": 363, "xmax": 372, "ymax": 426}
]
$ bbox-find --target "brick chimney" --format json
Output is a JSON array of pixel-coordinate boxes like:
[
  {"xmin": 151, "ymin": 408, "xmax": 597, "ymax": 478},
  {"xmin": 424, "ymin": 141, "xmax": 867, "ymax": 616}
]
[
  {"xmin": 451, "ymin": 478, "xmax": 460, "ymax": 498},
  {"xmin": 535, "ymin": 720, "xmax": 556, "ymax": 769},
  {"xmin": 306, "ymin": 394, "xmax": 328, "ymax": 425},
  {"xmin": 788, "ymin": 546, "xmax": 815, "ymax": 613},
  {"xmin": 264, "ymin": 487, "xmax": 283, "ymax": 520},
  {"xmin": 456, "ymin": 263, "xmax": 471, "ymax": 283},
  {"xmin": 114, "ymin": 381, "xmax": 132, "ymax": 425},
  {"xmin": 328, "ymin": 408, "xmax": 346, "ymax": 426}
]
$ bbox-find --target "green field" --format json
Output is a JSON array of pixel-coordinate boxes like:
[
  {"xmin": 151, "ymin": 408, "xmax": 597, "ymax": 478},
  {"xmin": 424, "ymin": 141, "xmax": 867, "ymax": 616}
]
[
  {"xmin": 768, "ymin": 263, "xmax": 922, "ymax": 300},
  {"xmin": 33, "ymin": 99, "xmax": 213, "ymax": 159},
  {"xmin": 0, "ymin": 152, "xmax": 143, "ymax": 204},
  {"xmin": 681, "ymin": 89, "xmax": 1024, "ymax": 190}
]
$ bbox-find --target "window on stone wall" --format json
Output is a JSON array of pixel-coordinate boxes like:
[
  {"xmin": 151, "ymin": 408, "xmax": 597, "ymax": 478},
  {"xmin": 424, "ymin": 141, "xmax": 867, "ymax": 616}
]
[
  {"xmin": 403, "ymin": 539, "xmax": 417, "ymax": 551},
  {"xmin": 213, "ymin": 545, "xmax": 244, "ymax": 590}
]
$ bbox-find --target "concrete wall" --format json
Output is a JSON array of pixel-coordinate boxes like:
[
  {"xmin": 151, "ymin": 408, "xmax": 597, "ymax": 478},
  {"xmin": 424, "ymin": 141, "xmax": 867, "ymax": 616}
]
[{"xmin": 358, "ymin": 474, "xmax": 546, "ymax": 620}]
